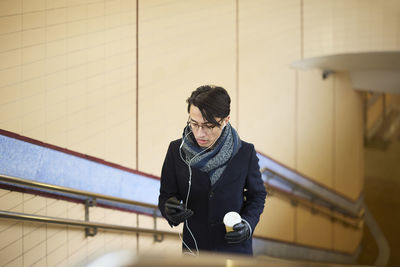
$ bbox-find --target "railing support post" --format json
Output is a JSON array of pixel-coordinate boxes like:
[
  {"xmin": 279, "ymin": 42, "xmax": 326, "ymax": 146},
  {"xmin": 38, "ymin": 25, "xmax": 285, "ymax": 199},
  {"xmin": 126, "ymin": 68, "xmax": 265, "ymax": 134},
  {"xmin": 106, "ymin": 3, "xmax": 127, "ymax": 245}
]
[
  {"xmin": 153, "ymin": 209, "xmax": 164, "ymax": 242},
  {"xmin": 85, "ymin": 198, "xmax": 97, "ymax": 237}
]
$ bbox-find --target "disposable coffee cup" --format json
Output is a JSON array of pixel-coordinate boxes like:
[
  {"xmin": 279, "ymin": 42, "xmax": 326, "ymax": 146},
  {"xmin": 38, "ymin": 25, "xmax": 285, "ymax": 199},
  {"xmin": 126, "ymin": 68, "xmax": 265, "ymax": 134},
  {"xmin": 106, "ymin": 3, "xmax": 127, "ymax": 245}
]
[{"xmin": 223, "ymin": 211, "xmax": 241, "ymax": 232}]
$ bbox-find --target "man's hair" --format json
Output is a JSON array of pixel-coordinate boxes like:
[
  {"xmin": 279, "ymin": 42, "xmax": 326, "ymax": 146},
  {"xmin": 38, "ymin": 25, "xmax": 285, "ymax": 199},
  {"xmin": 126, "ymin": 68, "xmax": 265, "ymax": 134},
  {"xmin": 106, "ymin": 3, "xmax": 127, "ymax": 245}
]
[{"xmin": 186, "ymin": 85, "xmax": 231, "ymax": 126}]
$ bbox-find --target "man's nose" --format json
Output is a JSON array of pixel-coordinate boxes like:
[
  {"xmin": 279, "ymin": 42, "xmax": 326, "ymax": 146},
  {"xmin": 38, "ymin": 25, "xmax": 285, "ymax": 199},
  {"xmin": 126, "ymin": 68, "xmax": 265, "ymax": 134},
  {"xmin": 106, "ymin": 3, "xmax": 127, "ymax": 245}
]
[{"xmin": 197, "ymin": 126, "xmax": 207, "ymax": 136}]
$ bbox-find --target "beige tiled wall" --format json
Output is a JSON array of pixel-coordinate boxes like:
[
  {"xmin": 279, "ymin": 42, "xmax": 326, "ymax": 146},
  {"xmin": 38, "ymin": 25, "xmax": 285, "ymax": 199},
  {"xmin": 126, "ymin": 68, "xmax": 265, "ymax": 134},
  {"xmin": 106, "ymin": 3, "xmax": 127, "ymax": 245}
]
[
  {"xmin": 238, "ymin": 0, "xmax": 300, "ymax": 168},
  {"xmin": 254, "ymin": 192, "xmax": 363, "ymax": 253},
  {"xmin": 296, "ymin": 205, "xmax": 334, "ymax": 250},
  {"xmin": 303, "ymin": 0, "xmax": 400, "ymax": 58},
  {"xmin": 254, "ymin": 195, "xmax": 295, "ymax": 242},
  {"xmin": 0, "ymin": 0, "xmax": 137, "ymax": 168},
  {"xmin": 138, "ymin": 0, "xmax": 237, "ymax": 174},
  {"xmin": 0, "ymin": 189, "xmax": 181, "ymax": 266},
  {"xmin": 334, "ymin": 73, "xmax": 364, "ymax": 199},
  {"xmin": 297, "ymin": 70, "xmax": 334, "ymax": 188}
]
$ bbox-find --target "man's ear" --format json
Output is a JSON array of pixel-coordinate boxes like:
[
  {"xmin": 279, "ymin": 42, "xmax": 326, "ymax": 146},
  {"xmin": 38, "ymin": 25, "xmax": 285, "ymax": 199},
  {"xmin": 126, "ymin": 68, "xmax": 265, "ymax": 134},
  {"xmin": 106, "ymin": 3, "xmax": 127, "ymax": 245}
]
[{"xmin": 224, "ymin": 116, "xmax": 231, "ymax": 126}]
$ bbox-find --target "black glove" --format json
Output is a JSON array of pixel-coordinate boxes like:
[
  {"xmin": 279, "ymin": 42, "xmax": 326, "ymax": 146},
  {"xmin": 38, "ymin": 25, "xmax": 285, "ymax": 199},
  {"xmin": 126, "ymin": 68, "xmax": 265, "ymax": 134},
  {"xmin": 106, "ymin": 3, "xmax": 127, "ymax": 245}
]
[
  {"xmin": 164, "ymin": 196, "xmax": 193, "ymax": 226},
  {"xmin": 224, "ymin": 220, "xmax": 251, "ymax": 244}
]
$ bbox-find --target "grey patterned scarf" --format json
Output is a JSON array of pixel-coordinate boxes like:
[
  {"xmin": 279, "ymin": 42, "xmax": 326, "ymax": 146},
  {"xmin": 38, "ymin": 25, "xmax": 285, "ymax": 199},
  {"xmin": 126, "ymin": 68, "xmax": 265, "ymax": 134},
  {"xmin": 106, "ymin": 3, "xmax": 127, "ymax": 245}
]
[{"xmin": 181, "ymin": 123, "xmax": 241, "ymax": 185}]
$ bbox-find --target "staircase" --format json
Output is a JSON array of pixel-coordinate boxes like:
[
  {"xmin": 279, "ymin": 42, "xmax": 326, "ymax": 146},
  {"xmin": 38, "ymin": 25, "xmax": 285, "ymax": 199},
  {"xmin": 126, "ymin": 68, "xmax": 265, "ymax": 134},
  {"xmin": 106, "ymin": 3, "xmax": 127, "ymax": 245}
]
[{"xmin": 364, "ymin": 92, "xmax": 400, "ymax": 150}]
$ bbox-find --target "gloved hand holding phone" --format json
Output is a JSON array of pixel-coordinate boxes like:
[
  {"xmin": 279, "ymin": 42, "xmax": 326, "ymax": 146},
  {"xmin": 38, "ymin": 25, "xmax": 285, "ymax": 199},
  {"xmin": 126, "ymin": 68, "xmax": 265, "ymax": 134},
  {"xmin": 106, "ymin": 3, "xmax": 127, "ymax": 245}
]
[{"xmin": 164, "ymin": 196, "xmax": 193, "ymax": 226}]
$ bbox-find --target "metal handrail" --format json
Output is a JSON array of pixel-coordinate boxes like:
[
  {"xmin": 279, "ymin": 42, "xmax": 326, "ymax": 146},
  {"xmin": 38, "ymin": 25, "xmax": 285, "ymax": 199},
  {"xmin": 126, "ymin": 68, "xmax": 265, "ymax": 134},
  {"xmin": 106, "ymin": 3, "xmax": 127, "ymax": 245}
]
[
  {"xmin": 0, "ymin": 174, "xmax": 158, "ymax": 209},
  {"xmin": 264, "ymin": 183, "xmax": 361, "ymax": 229},
  {"xmin": 1, "ymin": 173, "xmax": 361, "ymax": 230},
  {"xmin": 0, "ymin": 210, "xmax": 178, "ymax": 237},
  {"xmin": 261, "ymin": 168, "xmax": 364, "ymax": 219}
]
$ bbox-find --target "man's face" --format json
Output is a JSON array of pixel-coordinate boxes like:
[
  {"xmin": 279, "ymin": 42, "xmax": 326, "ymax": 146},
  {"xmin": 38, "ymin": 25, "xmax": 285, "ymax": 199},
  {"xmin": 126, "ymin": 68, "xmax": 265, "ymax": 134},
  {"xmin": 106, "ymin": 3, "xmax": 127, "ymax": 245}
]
[{"xmin": 188, "ymin": 105, "xmax": 228, "ymax": 148}]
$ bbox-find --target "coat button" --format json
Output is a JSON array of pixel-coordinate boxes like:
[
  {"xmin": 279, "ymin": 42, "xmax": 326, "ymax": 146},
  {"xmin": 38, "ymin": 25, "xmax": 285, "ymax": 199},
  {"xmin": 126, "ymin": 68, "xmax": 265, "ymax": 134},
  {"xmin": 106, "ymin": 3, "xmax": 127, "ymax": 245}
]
[{"xmin": 209, "ymin": 192, "xmax": 214, "ymax": 198}]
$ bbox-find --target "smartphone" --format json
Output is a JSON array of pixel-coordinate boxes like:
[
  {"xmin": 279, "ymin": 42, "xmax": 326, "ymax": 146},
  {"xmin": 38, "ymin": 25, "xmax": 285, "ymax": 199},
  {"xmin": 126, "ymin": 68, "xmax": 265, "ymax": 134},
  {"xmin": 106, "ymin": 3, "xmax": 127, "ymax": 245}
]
[{"xmin": 165, "ymin": 202, "xmax": 185, "ymax": 211}]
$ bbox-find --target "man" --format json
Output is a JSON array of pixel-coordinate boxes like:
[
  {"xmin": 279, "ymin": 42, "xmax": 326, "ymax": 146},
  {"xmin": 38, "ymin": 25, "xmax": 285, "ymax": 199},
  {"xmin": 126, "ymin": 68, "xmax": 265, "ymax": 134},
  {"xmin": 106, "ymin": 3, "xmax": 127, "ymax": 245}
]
[{"xmin": 158, "ymin": 85, "xmax": 267, "ymax": 255}]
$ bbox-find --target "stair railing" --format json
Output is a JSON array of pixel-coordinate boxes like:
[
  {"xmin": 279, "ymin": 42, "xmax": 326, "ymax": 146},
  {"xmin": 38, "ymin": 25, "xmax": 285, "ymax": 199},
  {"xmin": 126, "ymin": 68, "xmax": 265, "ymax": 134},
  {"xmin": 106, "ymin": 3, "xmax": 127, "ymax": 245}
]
[{"xmin": 0, "ymin": 173, "xmax": 176, "ymax": 240}]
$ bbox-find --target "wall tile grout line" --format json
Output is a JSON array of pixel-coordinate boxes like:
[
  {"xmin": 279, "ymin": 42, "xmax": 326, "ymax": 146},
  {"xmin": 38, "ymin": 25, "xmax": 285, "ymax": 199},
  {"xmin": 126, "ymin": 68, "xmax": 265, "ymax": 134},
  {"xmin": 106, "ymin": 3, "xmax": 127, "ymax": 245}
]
[
  {"xmin": 20, "ymin": 6, "xmax": 24, "ymax": 266},
  {"xmin": 332, "ymin": 76, "xmax": 336, "ymax": 192},
  {"xmin": 0, "ymin": 54, "xmax": 136, "ymax": 105},
  {"xmin": 135, "ymin": 0, "xmax": 139, "ymax": 170},
  {"xmin": 0, "ymin": 43, "xmax": 135, "ymax": 83},
  {"xmin": 22, "ymin": 221, "xmax": 46, "ymax": 237},
  {"xmin": 43, "ymin": 0, "xmax": 48, "ymax": 157},
  {"xmin": 29, "ymin": 253, "xmax": 47, "ymax": 267},
  {"xmin": 136, "ymin": 212, "xmax": 139, "ymax": 254},
  {"xmin": 3, "ymin": 254, "xmax": 23, "ymax": 267},
  {"xmin": 2, "ymin": 193, "xmax": 24, "ymax": 211},
  {"xmin": 66, "ymin": 226, "xmax": 71, "ymax": 265},
  {"xmin": 0, "ymin": 222, "xmax": 22, "ymax": 250},
  {"xmin": 0, "ymin": 221, "xmax": 19, "ymax": 234},
  {"xmin": 300, "ymin": 0, "xmax": 304, "ymax": 60},
  {"xmin": 235, "ymin": 0, "xmax": 239, "ymax": 131},
  {"xmin": 46, "ymin": 226, "xmax": 64, "ymax": 240},
  {"xmin": 46, "ymin": 230, "xmax": 68, "ymax": 260},
  {"xmin": 0, "ymin": 51, "xmax": 134, "ymax": 86},
  {"xmin": 331, "ymin": 76, "xmax": 336, "ymax": 251},
  {"xmin": 0, "ymin": 0, "xmax": 106, "ymax": 19},
  {"xmin": 293, "ymin": 0, "xmax": 303, "ymax": 245},
  {"xmin": 22, "ymin": 238, "xmax": 46, "ymax": 258},
  {"xmin": 0, "ymin": 13, "xmax": 23, "ymax": 19},
  {"xmin": 22, "ymin": 192, "xmax": 35, "ymax": 202},
  {"xmin": 0, "ymin": 17, "xmax": 136, "ymax": 55},
  {"xmin": 0, "ymin": 30, "xmax": 134, "ymax": 59},
  {"xmin": 68, "ymin": 235, "xmax": 87, "ymax": 256},
  {"xmin": 294, "ymin": 71, "xmax": 298, "ymax": 170},
  {"xmin": 0, "ymin": 231, "xmax": 24, "ymax": 265},
  {"xmin": 0, "ymin": 188, "xmax": 10, "ymax": 197}
]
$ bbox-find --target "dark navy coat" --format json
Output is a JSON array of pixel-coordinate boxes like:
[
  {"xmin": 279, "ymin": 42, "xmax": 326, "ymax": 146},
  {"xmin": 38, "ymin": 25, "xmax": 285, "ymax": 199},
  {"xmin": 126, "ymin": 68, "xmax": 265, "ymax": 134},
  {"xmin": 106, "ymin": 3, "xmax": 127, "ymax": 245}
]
[{"xmin": 158, "ymin": 139, "xmax": 267, "ymax": 255}]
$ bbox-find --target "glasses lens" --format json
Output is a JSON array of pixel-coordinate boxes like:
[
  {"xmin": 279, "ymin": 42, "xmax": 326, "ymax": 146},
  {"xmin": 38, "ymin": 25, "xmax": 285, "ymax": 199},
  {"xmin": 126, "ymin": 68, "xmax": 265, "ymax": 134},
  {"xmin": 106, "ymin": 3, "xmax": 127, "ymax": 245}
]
[{"xmin": 189, "ymin": 121, "xmax": 215, "ymax": 133}]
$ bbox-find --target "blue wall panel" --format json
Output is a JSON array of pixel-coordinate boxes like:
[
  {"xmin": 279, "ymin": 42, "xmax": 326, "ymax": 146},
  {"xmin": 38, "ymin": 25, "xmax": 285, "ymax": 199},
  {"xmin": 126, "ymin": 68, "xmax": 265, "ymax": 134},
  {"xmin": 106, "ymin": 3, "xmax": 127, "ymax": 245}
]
[{"xmin": 0, "ymin": 135, "xmax": 160, "ymax": 206}]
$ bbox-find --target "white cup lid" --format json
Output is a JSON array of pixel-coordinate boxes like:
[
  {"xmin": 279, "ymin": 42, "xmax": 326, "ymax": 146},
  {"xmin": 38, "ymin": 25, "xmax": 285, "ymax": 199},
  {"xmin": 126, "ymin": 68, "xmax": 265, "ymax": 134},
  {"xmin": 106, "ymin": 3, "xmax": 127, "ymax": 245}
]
[{"xmin": 223, "ymin": 211, "xmax": 241, "ymax": 227}]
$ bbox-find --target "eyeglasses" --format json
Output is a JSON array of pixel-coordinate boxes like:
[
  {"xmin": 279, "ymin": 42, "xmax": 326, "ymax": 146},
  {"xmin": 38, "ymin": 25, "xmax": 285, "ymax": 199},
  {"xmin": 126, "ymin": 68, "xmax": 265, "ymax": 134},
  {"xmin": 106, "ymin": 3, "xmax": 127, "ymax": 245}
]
[{"xmin": 188, "ymin": 117, "xmax": 224, "ymax": 133}]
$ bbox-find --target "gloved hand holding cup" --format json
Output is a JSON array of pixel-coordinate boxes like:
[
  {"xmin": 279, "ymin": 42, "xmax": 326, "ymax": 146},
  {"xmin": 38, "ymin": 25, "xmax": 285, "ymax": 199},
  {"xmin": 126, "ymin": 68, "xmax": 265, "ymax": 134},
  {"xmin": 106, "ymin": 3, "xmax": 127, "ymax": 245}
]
[
  {"xmin": 223, "ymin": 211, "xmax": 242, "ymax": 232},
  {"xmin": 224, "ymin": 211, "xmax": 251, "ymax": 244}
]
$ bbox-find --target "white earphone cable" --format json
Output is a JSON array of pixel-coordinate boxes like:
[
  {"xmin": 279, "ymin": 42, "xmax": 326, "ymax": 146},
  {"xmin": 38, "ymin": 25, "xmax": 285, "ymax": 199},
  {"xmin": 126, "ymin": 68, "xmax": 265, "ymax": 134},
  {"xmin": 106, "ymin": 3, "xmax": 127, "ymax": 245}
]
[{"xmin": 177, "ymin": 124, "xmax": 223, "ymax": 256}]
